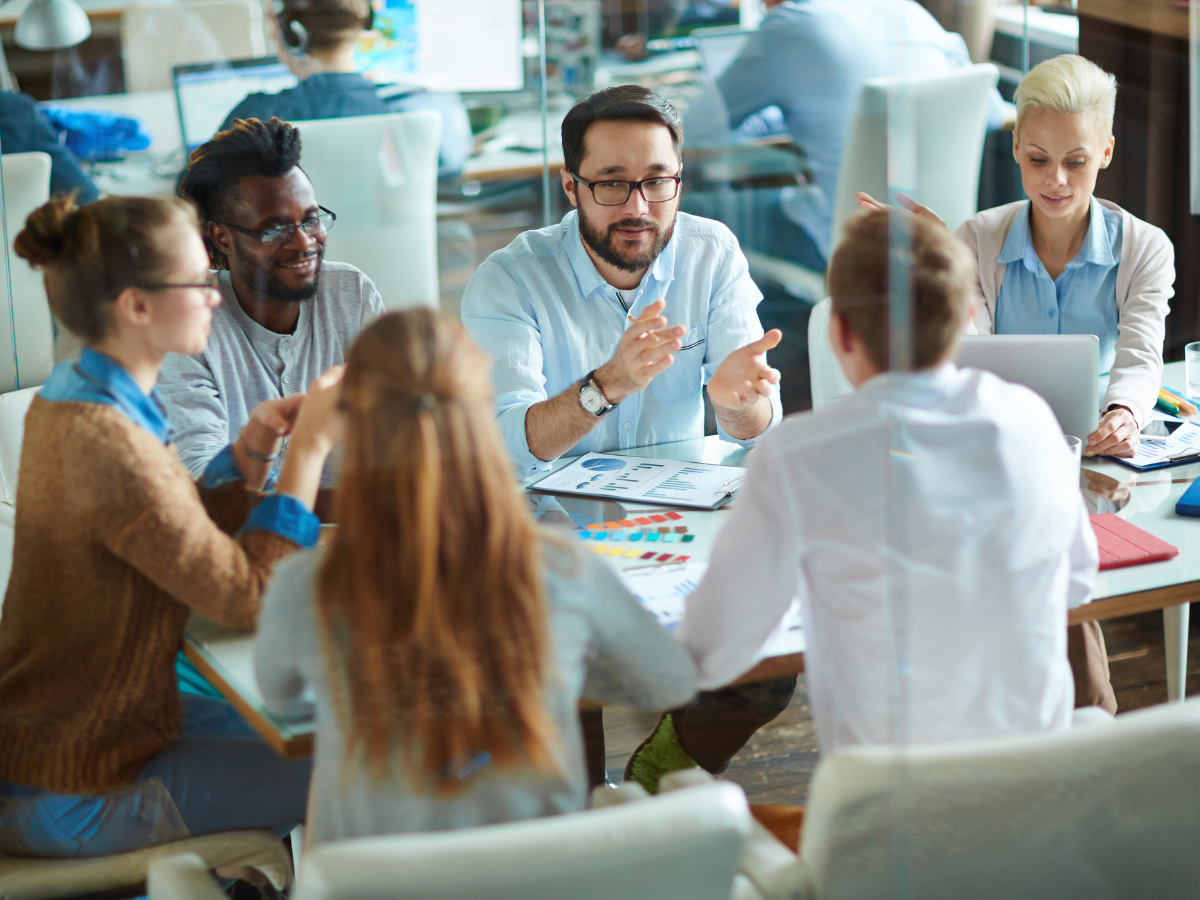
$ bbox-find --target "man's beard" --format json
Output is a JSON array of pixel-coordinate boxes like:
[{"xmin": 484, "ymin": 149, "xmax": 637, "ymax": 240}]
[
  {"xmin": 578, "ymin": 206, "xmax": 675, "ymax": 274},
  {"xmin": 238, "ymin": 247, "xmax": 323, "ymax": 303}
]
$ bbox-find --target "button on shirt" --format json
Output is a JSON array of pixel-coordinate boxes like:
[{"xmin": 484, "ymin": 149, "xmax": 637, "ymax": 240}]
[
  {"xmin": 678, "ymin": 365, "xmax": 1097, "ymax": 754},
  {"xmin": 994, "ymin": 198, "xmax": 1122, "ymax": 375},
  {"xmin": 460, "ymin": 210, "xmax": 782, "ymax": 476}
]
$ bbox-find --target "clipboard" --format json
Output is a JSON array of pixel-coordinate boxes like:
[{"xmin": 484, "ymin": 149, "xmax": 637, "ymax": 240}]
[
  {"xmin": 1109, "ymin": 420, "xmax": 1200, "ymax": 471},
  {"xmin": 527, "ymin": 452, "xmax": 746, "ymax": 510}
]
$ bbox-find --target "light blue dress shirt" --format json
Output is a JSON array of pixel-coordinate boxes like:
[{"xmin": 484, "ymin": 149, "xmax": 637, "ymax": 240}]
[
  {"xmin": 994, "ymin": 198, "xmax": 1122, "ymax": 376},
  {"xmin": 461, "ymin": 210, "xmax": 782, "ymax": 476},
  {"xmin": 717, "ymin": 0, "xmax": 1009, "ymax": 260}
]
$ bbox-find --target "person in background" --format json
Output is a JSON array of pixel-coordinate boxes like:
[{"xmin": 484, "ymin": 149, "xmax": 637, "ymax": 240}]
[
  {"xmin": 254, "ymin": 309, "xmax": 696, "ymax": 842},
  {"xmin": 678, "ymin": 209, "xmax": 1098, "ymax": 758},
  {"xmin": 220, "ymin": 0, "xmax": 470, "ymax": 180},
  {"xmin": 162, "ymin": 116, "xmax": 383, "ymax": 504},
  {"xmin": 0, "ymin": 193, "xmax": 342, "ymax": 856},
  {"xmin": 704, "ymin": 0, "xmax": 1011, "ymax": 271},
  {"xmin": 0, "ymin": 91, "xmax": 98, "ymax": 203}
]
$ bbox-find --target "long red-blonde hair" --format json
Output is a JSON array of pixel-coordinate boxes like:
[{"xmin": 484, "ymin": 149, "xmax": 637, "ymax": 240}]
[{"xmin": 318, "ymin": 310, "xmax": 559, "ymax": 791}]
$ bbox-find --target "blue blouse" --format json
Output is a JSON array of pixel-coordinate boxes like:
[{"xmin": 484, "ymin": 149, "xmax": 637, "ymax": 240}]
[
  {"xmin": 993, "ymin": 197, "xmax": 1122, "ymax": 376},
  {"xmin": 39, "ymin": 348, "xmax": 319, "ymax": 548}
]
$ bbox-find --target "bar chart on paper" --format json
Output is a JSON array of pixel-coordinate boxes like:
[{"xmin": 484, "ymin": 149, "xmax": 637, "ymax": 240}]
[{"xmin": 528, "ymin": 452, "xmax": 746, "ymax": 508}]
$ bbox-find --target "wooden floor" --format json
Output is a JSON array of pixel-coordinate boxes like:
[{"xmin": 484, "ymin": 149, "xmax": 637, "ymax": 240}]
[{"xmin": 603, "ymin": 608, "xmax": 1200, "ymax": 805}]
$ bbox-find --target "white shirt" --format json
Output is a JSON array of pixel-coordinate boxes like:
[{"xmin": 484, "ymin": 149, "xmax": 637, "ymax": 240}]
[{"xmin": 678, "ymin": 364, "xmax": 1098, "ymax": 754}]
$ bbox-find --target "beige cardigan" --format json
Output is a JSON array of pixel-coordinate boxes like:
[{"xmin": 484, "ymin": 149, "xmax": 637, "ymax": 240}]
[{"xmin": 955, "ymin": 199, "xmax": 1174, "ymax": 427}]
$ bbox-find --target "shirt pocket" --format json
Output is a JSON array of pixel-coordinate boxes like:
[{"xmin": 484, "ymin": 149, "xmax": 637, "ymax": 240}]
[{"xmin": 650, "ymin": 325, "xmax": 707, "ymax": 405}]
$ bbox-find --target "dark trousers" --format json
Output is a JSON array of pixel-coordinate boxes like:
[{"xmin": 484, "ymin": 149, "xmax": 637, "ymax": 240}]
[{"xmin": 671, "ymin": 675, "xmax": 799, "ymax": 774}]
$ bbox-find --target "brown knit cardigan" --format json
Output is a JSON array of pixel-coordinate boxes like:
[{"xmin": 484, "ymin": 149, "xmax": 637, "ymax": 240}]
[{"xmin": 0, "ymin": 399, "xmax": 300, "ymax": 793}]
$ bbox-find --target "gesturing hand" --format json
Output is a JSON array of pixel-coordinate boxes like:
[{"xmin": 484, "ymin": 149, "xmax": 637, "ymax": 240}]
[
  {"xmin": 593, "ymin": 299, "xmax": 686, "ymax": 405},
  {"xmin": 854, "ymin": 191, "xmax": 947, "ymax": 229},
  {"xmin": 707, "ymin": 330, "xmax": 782, "ymax": 411},
  {"xmin": 289, "ymin": 365, "xmax": 347, "ymax": 454},
  {"xmin": 1087, "ymin": 406, "xmax": 1140, "ymax": 458},
  {"xmin": 242, "ymin": 394, "xmax": 306, "ymax": 459}
]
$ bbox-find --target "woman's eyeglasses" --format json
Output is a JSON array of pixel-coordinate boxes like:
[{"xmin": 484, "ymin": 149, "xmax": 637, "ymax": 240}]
[{"xmin": 136, "ymin": 272, "xmax": 221, "ymax": 292}]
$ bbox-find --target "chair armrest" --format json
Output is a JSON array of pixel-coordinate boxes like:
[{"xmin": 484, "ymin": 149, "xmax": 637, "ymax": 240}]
[
  {"xmin": 589, "ymin": 782, "xmax": 650, "ymax": 809},
  {"xmin": 147, "ymin": 853, "xmax": 227, "ymax": 900}
]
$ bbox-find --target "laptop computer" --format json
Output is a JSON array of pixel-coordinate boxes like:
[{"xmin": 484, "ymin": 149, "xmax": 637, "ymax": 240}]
[
  {"xmin": 956, "ymin": 334, "xmax": 1101, "ymax": 440},
  {"xmin": 173, "ymin": 57, "xmax": 299, "ymax": 152},
  {"xmin": 692, "ymin": 27, "xmax": 750, "ymax": 81}
]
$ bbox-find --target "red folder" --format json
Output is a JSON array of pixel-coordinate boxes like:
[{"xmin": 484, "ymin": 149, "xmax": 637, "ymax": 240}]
[{"xmin": 1090, "ymin": 513, "xmax": 1180, "ymax": 570}]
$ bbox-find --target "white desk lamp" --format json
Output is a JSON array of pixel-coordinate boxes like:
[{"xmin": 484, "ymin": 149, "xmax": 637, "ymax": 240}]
[{"xmin": 0, "ymin": 0, "xmax": 92, "ymax": 91}]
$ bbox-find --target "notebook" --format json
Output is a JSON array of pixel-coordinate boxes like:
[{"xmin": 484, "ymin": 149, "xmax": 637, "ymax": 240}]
[
  {"xmin": 1090, "ymin": 513, "xmax": 1179, "ymax": 570},
  {"xmin": 1175, "ymin": 478, "xmax": 1200, "ymax": 517}
]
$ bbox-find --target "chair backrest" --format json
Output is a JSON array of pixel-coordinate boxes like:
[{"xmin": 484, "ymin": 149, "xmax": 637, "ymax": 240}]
[
  {"xmin": 807, "ymin": 297, "xmax": 854, "ymax": 410},
  {"xmin": 295, "ymin": 111, "xmax": 442, "ymax": 311},
  {"xmin": 293, "ymin": 781, "xmax": 753, "ymax": 900},
  {"xmin": 796, "ymin": 699, "xmax": 1200, "ymax": 899},
  {"xmin": 121, "ymin": 0, "xmax": 267, "ymax": 94},
  {"xmin": 0, "ymin": 152, "xmax": 55, "ymax": 394},
  {"xmin": 0, "ymin": 386, "xmax": 40, "ymax": 507},
  {"xmin": 829, "ymin": 63, "xmax": 998, "ymax": 253}
]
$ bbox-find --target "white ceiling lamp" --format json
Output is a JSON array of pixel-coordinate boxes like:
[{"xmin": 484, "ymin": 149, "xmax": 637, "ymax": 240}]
[{"xmin": 14, "ymin": 0, "xmax": 92, "ymax": 51}]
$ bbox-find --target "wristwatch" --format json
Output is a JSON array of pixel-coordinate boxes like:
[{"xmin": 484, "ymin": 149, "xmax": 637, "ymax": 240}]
[{"xmin": 578, "ymin": 370, "xmax": 614, "ymax": 417}]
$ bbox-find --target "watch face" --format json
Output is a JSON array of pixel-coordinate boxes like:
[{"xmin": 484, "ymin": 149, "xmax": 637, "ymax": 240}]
[{"xmin": 580, "ymin": 383, "xmax": 608, "ymax": 415}]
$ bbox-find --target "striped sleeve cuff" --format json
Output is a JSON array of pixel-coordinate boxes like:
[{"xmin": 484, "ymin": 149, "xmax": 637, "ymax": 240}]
[{"xmin": 240, "ymin": 494, "xmax": 320, "ymax": 548}]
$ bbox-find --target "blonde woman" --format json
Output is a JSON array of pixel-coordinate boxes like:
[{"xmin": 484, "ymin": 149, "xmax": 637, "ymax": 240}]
[
  {"xmin": 254, "ymin": 310, "xmax": 696, "ymax": 842},
  {"xmin": 859, "ymin": 54, "xmax": 1174, "ymax": 460}
]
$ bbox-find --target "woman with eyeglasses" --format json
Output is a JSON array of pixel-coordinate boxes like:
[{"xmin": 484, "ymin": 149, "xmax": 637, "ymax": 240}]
[{"xmin": 0, "ymin": 193, "xmax": 342, "ymax": 857}]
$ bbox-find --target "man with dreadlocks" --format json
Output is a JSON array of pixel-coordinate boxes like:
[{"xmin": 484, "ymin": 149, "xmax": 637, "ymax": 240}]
[{"xmin": 160, "ymin": 116, "xmax": 384, "ymax": 502}]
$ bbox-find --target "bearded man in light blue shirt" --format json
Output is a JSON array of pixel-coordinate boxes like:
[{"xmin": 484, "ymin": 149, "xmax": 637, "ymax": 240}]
[{"xmin": 461, "ymin": 85, "xmax": 784, "ymax": 478}]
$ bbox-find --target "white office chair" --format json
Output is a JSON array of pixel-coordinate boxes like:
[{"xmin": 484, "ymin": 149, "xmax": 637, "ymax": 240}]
[
  {"xmin": 828, "ymin": 63, "xmax": 999, "ymax": 254},
  {"xmin": 121, "ymin": 0, "xmax": 267, "ymax": 93},
  {"xmin": 736, "ymin": 697, "xmax": 1200, "ymax": 899},
  {"xmin": 148, "ymin": 781, "xmax": 755, "ymax": 900},
  {"xmin": 1, "ymin": 829, "xmax": 291, "ymax": 900},
  {"xmin": 0, "ymin": 152, "xmax": 55, "ymax": 395},
  {"xmin": 806, "ymin": 298, "xmax": 853, "ymax": 410},
  {"xmin": 295, "ymin": 112, "xmax": 442, "ymax": 311}
]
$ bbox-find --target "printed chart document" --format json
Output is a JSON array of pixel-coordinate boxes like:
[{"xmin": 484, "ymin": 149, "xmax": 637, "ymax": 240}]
[
  {"xmin": 619, "ymin": 561, "xmax": 805, "ymax": 659},
  {"xmin": 528, "ymin": 452, "xmax": 745, "ymax": 509},
  {"xmin": 1114, "ymin": 420, "xmax": 1200, "ymax": 471}
]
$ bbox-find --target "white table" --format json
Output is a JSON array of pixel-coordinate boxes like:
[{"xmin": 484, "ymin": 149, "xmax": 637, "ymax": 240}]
[{"xmin": 184, "ymin": 434, "xmax": 800, "ymax": 758}]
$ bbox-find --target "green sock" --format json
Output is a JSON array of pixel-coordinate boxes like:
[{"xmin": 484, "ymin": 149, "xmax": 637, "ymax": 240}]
[{"xmin": 627, "ymin": 714, "xmax": 699, "ymax": 794}]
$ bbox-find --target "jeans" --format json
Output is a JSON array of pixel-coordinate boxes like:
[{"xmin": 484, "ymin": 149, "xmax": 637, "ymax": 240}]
[{"xmin": 0, "ymin": 695, "xmax": 311, "ymax": 858}]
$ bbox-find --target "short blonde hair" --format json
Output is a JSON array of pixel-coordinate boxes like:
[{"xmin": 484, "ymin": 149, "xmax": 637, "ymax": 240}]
[{"xmin": 1014, "ymin": 54, "xmax": 1117, "ymax": 137}]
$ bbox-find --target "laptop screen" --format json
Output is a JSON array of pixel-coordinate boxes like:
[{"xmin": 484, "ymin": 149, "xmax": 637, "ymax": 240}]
[
  {"xmin": 696, "ymin": 31, "xmax": 750, "ymax": 81},
  {"xmin": 173, "ymin": 58, "xmax": 299, "ymax": 151}
]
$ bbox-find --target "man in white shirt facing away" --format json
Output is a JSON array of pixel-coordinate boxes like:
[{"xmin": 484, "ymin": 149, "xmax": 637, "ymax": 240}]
[{"xmin": 679, "ymin": 210, "xmax": 1098, "ymax": 754}]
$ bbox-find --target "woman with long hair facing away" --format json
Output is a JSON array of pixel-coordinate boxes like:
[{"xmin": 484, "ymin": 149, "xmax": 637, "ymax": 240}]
[
  {"xmin": 0, "ymin": 194, "xmax": 342, "ymax": 856},
  {"xmin": 254, "ymin": 309, "xmax": 697, "ymax": 841}
]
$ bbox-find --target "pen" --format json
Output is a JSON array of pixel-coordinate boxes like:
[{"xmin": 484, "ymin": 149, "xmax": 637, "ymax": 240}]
[
  {"xmin": 1160, "ymin": 387, "xmax": 1198, "ymax": 415},
  {"xmin": 1156, "ymin": 395, "xmax": 1180, "ymax": 416}
]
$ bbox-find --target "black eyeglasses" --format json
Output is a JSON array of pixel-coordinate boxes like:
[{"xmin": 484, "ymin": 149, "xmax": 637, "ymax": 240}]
[
  {"xmin": 136, "ymin": 272, "xmax": 220, "ymax": 292},
  {"xmin": 213, "ymin": 207, "xmax": 337, "ymax": 245},
  {"xmin": 570, "ymin": 172, "xmax": 681, "ymax": 206}
]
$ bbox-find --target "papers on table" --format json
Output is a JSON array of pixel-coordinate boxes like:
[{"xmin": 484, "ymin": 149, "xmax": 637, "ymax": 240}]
[
  {"xmin": 529, "ymin": 452, "xmax": 745, "ymax": 509},
  {"xmin": 619, "ymin": 561, "xmax": 805, "ymax": 657},
  {"xmin": 1119, "ymin": 420, "xmax": 1200, "ymax": 470}
]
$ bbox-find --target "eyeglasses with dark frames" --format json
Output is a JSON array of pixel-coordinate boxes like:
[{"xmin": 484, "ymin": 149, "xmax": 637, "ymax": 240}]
[
  {"xmin": 570, "ymin": 172, "xmax": 682, "ymax": 206},
  {"xmin": 136, "ymin": 272, "xmax": 221, "ymax": 292},
  {"xmin": 213, "ymin": 207, "xmax": 337, "ymax": 245}
]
